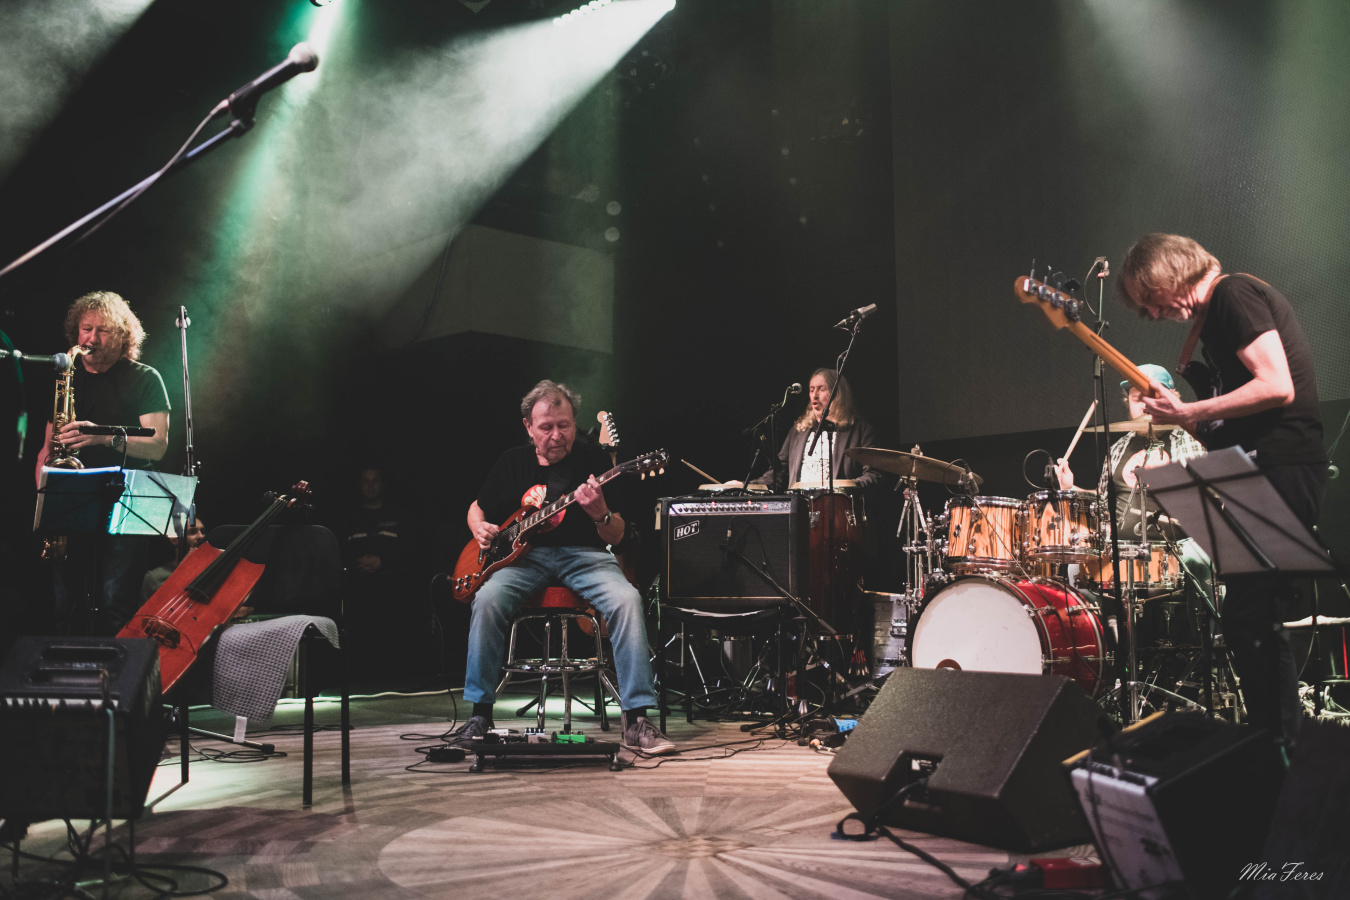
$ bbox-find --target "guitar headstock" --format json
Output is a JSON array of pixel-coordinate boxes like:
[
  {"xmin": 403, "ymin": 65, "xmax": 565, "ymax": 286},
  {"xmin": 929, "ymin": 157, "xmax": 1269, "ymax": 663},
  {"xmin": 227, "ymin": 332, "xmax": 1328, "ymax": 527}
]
[
  {"xmin": 625, "ymin": 449, "xmax": 670, "ymax": 480},
  {"xmin": 1014, "ymin": 275, "xmax": 1082, "ymax": 330},
  {"xmin": 597, "ymin": 410, "xmax": 619, "ymax": 449}
]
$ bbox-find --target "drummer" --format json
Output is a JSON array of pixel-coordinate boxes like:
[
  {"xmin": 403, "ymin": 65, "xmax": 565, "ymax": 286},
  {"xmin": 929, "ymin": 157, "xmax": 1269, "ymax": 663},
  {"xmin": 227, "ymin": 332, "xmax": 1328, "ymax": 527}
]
[
  {"xmin": 1053, "ymin": 363, "xmax": 1214, "ymax": 604},
  {"xmin": 749, "ymin": 368, "xmax": 880, "ymax": 493}
]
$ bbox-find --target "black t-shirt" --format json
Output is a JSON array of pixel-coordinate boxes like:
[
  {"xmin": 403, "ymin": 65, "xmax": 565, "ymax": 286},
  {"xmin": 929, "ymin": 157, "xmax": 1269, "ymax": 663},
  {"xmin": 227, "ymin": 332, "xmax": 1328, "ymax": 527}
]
[
  {"xmin": 1199, "ymin": 275, "xmax": 1325, "ymax": 466},
  {"xmin": 64, "ymin": 359, "xmax": 171, "ymax": 469},
  {"xmin": 476, "ymin": 440, "xmax": 621, "ymax": 549}
]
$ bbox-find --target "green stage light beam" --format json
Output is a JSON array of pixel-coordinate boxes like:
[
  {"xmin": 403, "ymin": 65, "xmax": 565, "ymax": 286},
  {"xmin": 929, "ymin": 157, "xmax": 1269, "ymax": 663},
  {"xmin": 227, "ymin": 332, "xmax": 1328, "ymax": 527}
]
[{"xmin": 0, "ymin": 0, "xmax": 158, "ymax": 181}]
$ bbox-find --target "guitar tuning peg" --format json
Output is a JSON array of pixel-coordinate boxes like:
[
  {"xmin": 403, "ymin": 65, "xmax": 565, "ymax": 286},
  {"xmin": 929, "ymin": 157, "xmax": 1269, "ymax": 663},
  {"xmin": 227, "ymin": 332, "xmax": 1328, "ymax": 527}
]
[
  {"xmin": 659, "ymin": 467, "xmax": 665, "ymax": 474},
  {"xmin": 640, "ymin": 473, "xmax": 646, "ymax": 480}
]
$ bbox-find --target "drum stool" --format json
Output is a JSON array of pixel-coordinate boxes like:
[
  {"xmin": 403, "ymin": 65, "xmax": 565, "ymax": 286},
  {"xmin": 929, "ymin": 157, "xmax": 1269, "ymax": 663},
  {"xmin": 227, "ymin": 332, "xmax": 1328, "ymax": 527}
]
[{"xmin": 495, "ymin": 586, "xmax": 620, "ymax": 732}]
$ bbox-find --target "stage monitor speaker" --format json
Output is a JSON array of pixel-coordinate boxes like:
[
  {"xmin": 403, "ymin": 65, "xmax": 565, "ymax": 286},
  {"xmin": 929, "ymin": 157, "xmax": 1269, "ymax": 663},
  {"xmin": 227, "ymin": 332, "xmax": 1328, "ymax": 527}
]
[
  {"xmin": 661, "ymin": 494, "xmax": 806, "ymax": 609},
  {"xmin": 1252, "ymin": 718, "xmax": 1350, "ymax": 899},
  {"xmin": 0, "ymin": 636, "xmax": 166, "ymax": 823},
  {"xmin": 828, "ymin": 668, "xmax": 1113, "ymax": 852},
  {"xmin": 1067, "ymin": 712, "xmax": 1285, "ymax": 900}
]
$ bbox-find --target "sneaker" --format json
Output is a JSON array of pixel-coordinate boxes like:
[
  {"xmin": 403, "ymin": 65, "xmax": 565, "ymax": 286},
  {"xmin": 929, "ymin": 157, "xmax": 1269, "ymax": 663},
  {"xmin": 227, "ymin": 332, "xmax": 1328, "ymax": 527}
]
[
  {"xmin": 447, "ymin": 715, "xmax": 493, "ymax": 746},
  {"xmin": 622, "ymin": 713, "xmax": 677, "ymax": 755}
]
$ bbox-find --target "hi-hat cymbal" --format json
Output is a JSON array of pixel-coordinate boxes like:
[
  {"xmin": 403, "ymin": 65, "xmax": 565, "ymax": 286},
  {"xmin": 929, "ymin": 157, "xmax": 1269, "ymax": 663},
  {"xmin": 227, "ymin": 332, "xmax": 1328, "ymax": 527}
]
[
  {"xmin": 1085, "ymin": 416, "xmax": 1181, "ymax": 434},
  {"xmin": 845, "ymin": 447, "xmax": 983, "ymax": 486}
]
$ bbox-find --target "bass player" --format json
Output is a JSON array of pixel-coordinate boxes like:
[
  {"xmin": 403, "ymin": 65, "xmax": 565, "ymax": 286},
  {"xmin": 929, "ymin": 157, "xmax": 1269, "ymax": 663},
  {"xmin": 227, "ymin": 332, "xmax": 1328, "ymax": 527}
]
[{"xmin": 1118, "ymin": 233, "xmax": 1327, "ymax": 750}]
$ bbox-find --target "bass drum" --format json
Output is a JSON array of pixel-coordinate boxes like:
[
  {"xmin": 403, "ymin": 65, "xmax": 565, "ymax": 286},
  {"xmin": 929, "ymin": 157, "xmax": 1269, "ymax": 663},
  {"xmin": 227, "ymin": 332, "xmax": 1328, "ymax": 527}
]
[{"xmin": 908, "ymin": 576, "xmax": 1108, "ymax": 697}]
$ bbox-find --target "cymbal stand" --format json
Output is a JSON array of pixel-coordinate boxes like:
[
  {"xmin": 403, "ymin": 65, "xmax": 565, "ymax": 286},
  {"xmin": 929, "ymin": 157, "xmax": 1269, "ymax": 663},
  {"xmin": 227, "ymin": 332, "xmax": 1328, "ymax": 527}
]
[{"xmin": 895, "ymin": 473, "xmax": 937, "ymax": 616}]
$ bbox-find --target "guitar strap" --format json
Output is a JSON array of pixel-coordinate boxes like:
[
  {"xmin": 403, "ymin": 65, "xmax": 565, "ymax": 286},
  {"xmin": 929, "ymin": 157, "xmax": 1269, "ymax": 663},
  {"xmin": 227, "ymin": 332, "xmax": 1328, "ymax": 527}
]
[{"xmin": 1175, "ymin": 308, "xmax": 1207, "ymax": 375}]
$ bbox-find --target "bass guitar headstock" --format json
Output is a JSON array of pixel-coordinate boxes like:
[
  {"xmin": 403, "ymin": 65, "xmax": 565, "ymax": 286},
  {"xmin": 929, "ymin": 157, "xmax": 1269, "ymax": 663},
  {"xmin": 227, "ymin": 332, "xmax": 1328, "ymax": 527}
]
[{"xmin": 1014, "ymin": 270, "xmax": 1084, "ymax": 330}]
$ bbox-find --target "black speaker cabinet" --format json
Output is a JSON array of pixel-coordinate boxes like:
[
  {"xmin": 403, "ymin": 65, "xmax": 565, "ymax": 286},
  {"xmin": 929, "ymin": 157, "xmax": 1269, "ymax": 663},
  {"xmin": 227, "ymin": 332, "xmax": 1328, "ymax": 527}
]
[
  {"xmin": 1068, "ymin": 712, "xmax": 1285, "ymax": 900},
  {"xmin": 661, "ymin": 494, "xmax": 806, "ymax": 609},
  {"xmin": 828, "ymin": 668, "xmax": 1114, "ymax": 851},
  {"xmin": 0, "ymin": 637, "xmax": 166, "ymax": 823}
]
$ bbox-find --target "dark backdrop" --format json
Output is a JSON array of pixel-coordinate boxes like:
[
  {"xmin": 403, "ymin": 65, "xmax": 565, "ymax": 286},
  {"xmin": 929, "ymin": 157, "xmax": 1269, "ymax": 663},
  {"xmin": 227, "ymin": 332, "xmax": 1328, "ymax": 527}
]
[{"xmin": 2, "ymin": 1, "xmax": 1347, "ymax": 649}]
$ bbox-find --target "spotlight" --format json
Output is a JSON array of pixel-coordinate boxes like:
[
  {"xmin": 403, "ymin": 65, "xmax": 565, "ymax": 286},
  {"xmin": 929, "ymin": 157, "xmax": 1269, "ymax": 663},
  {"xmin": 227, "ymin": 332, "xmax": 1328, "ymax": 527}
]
[
  {"xmin": 309, "ymin": 0, "xmax": 333, "ymax": 6},
  {"xmin": 553, "ymin": 0, "xmax": 615, "ymax": 26}
]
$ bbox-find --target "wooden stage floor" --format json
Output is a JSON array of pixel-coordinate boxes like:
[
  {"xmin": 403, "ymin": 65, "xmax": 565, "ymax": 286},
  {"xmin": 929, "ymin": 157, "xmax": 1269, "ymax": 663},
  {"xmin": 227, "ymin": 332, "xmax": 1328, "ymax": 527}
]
[{"xmin": 9, "ymin": 691, "xmax": 1096, "ymax": 899}]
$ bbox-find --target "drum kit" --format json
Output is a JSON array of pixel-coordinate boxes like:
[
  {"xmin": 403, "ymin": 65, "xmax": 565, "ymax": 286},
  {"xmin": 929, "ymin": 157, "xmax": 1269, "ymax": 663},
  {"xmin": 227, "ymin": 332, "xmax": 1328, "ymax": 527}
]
[{"xmin": 845, "ymin": 441, "xmax": 1215, "ymax": 723}]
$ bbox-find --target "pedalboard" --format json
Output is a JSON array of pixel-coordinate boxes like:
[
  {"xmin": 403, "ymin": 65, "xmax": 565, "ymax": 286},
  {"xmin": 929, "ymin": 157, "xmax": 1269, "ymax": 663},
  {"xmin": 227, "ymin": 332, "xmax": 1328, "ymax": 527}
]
[{"xmin": 468, "ymin": 730, "xmax": 622, "ymax": 772}]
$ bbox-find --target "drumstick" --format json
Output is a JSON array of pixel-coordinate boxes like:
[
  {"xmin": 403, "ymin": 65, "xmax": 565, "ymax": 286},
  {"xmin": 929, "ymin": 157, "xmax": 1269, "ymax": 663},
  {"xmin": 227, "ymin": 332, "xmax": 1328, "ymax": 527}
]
[
  {"xmin": 681, "ymin": 459, "xmax": 722, "ymax": 484},
  {"xmin": 1062, "ymin": 399, "xmax": 1098, "ymax": 463}
]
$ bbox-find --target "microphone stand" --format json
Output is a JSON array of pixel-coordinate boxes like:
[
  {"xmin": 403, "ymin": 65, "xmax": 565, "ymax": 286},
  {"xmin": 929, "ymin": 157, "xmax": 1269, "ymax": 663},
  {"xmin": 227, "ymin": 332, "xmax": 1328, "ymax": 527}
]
[
  {"xmin": 0, "ymin": 115, "xmax": 254, "ymax": 285},
  {"xmin": 801, "ymin": 313, "xmax": 865, "ymax": 711},
  {"xmin": 176, "ymin": 306, "xmax": 199, "ymax": 565},
  {"xmin": 739, "ymin": 386, "xmax": 793, "ymax": 491}
]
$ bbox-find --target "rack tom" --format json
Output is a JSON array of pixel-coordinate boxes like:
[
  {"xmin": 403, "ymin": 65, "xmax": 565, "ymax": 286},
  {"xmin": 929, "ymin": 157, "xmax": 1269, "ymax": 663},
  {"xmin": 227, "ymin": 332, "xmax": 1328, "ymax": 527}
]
[
  {"xmin": 943, "ymin": 495, "xmax": 1024, "ymax": 574},
  {"xmin": 1025, "ymin": 490, "xmax": 1099, "ymax": 563}
]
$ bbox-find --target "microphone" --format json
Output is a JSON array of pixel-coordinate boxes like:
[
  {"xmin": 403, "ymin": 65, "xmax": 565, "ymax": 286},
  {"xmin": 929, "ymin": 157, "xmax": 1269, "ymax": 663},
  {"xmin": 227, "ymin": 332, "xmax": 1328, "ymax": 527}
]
[
  {"xmin": 215, "ymin": 43, "xmax": 319, "ymax": 121},
  {"xmin": 1330, "ymin": 463, "xmax": 1340, "ymax": 480},
  {"xmin": 0, "ymin": 349, "xmax": 73, "ymax": 370},
  {"xmin": 1093, "ymin": 256, "xmax": 1110, "ymax": 278},
  {"xmin": 833, "ymin": 303, "xmax": 877, "ymax": 330},
  {"xmin": 788, "ymin": 382, "xmax": 802, "ymax": 395}
]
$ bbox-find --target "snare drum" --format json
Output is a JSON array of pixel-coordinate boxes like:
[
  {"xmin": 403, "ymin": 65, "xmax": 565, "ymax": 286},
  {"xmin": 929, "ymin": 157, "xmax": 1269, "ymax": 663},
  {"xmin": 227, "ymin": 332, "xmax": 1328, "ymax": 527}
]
[
  {"xmin": 1078, "ymin": 542, "xmax": 1181, "ymax": 590},
  {"xmin": 909, "ymin": 576, "xmax": 1108, "ymax": 697},
  {"xmin": 1025, "ymin": 490, "xmax": 1099, "ymax": 563},
  {"xmin": 944, "ymin": 496, "xmax": 1024, "ymax": 573}
]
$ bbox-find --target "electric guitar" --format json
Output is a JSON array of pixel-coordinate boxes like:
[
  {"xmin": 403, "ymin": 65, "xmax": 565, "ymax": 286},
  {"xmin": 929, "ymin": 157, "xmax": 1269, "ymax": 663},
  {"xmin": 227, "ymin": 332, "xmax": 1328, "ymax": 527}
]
[{"xmin": 450, "ymin": 448, "xmax": 669, "ymax": 602}]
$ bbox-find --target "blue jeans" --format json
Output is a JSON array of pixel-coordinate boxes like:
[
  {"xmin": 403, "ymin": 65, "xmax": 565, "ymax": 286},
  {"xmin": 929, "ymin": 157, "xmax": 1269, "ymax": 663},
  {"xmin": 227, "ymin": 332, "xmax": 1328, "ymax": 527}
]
[{"xmin": 463, "ymin": 546, "xmax": 656, "ymax": 712}]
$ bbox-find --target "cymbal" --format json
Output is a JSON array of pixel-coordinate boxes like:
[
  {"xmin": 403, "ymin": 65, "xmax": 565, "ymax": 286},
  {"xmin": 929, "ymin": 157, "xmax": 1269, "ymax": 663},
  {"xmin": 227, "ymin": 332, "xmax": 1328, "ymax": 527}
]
[
  {"xmin": 845, "ymin": 447, "xmax": 983, "ymax": 486},
  {"xmin": 1085, "ymin": 416, "xmax": 1181, "ymax": 434}
]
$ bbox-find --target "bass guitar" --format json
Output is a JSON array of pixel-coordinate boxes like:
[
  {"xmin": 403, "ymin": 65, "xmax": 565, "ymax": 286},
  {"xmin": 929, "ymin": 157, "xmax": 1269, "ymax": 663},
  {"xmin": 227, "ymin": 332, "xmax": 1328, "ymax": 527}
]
[
  {"xmin": 118, "ymin": 482, "xmax": 311, "ymax": 694},
  {"xmin": 1013, "ymin": 273, "xmax": 1153, "ymax": 393},
  {"xmin": 1014, "ymin": 273, "xmax": 1220, "ymax": 440},
  {"xmin": 450, "ymin": 448, "xmax": 669, "ymax": 602}
]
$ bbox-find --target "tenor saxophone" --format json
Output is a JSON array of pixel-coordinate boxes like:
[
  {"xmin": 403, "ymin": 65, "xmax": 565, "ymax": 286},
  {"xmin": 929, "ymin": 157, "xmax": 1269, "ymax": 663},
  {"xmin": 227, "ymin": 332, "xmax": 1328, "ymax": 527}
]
[{"xmin": 41, "ymin": 346, "xmax": 88, "ymax": 562}]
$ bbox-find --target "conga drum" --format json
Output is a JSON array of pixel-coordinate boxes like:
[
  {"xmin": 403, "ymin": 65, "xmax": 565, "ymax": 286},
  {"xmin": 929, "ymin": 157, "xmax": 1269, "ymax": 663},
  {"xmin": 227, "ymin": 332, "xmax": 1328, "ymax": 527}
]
[{"xmin": 791, "ymin": 480, "xmax": 866, "ymax": 633}]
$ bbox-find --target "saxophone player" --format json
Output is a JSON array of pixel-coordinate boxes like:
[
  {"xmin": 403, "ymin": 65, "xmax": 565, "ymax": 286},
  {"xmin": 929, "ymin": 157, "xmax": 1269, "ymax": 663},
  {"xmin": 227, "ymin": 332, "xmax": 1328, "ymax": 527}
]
[{"xmin": 36, "ymin": 291, "xmax": 171, "ymax": 634}]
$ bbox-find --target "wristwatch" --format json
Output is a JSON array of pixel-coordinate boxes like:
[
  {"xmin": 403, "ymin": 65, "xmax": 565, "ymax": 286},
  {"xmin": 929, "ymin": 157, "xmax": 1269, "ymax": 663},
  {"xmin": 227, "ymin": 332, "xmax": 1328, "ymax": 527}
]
[
  {"xmin": 593, "ymin": 510, "xmax": 612, "ymax": 527},
  {"xmin": 111, "ymin": 432, "xmax": 126, "ymax": 451}
]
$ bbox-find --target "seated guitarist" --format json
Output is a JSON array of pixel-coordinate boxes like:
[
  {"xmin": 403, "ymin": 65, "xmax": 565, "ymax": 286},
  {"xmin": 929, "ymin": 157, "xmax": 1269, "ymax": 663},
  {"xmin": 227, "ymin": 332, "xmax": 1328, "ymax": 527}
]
[
  {"xmin": 1118, "ymin": 233, "xmax": 1327, "ymax": 750},
  {"xmin": 460, "ymin": 379, "xmax": 675, "ymax": 754}
]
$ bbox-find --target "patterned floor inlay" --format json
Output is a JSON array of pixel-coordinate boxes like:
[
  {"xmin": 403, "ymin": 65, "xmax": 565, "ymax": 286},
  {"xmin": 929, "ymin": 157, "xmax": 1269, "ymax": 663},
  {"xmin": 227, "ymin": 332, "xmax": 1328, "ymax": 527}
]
[{"xmin": 7, "ymin": 702, "xmax": 1049, "ymax": 900}]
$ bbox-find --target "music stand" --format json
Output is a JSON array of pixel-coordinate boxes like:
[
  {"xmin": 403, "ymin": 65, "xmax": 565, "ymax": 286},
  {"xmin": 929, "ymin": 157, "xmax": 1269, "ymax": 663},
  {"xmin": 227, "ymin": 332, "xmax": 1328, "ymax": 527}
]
[
  {"xmin": 1141, "ymin": 448, "xmax": 1342, "ymax": 720},
  {"xmin": 35, "ymin": 467, "xmax": 197, "ymax": 541},
  {"xmin": 1139, "ymin": 447, "xmax": 1337, "ymax": 578}
]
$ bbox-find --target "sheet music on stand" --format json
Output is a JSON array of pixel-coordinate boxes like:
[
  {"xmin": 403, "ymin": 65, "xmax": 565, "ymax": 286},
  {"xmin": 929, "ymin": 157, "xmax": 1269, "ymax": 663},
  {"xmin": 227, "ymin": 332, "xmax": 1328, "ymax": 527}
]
[
  {"xmin": 35, "ymin": 467, "xmax": 198, "ymax": 539},
  {"xmin": 1139, "ymin": 446, "xmax": 1337, "ymax": 577}
]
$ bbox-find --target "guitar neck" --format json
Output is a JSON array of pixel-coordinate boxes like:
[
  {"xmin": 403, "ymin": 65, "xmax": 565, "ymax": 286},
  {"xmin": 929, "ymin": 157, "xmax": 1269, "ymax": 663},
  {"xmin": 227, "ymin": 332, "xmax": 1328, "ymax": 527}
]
[
  {"xmin": 520, "ymin": 465, "xmax": 624, "ymax": 532},
  {"xmin": 1065, "ymin": 320, "xmax": 1152, "ymax": 394}
]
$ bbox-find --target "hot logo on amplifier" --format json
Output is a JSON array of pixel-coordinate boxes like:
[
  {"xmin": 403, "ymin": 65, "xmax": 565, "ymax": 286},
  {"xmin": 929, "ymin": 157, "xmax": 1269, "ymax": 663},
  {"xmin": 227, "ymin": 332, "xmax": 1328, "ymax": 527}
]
[{"xmin": 673, "ymin": 520, "xmax": 700, "ymax": 541}]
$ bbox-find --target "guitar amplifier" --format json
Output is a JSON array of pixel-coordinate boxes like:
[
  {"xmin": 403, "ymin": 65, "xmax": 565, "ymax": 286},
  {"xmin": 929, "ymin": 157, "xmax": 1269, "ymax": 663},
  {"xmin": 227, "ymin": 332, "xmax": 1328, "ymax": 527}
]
[
  {"xmin": 0, "ymin": 637, "xmax": 166, "ymax": 823},
  {"xmin": 660, "ymin": 494, "xmax": 807, "ymax": 609}
]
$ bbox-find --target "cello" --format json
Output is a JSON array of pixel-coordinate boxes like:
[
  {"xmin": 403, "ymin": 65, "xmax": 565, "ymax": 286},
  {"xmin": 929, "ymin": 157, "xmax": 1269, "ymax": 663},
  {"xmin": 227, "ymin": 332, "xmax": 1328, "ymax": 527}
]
[{"xmin": 118, "ymin": 482, "xmax": 311, "ymax": 694}]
